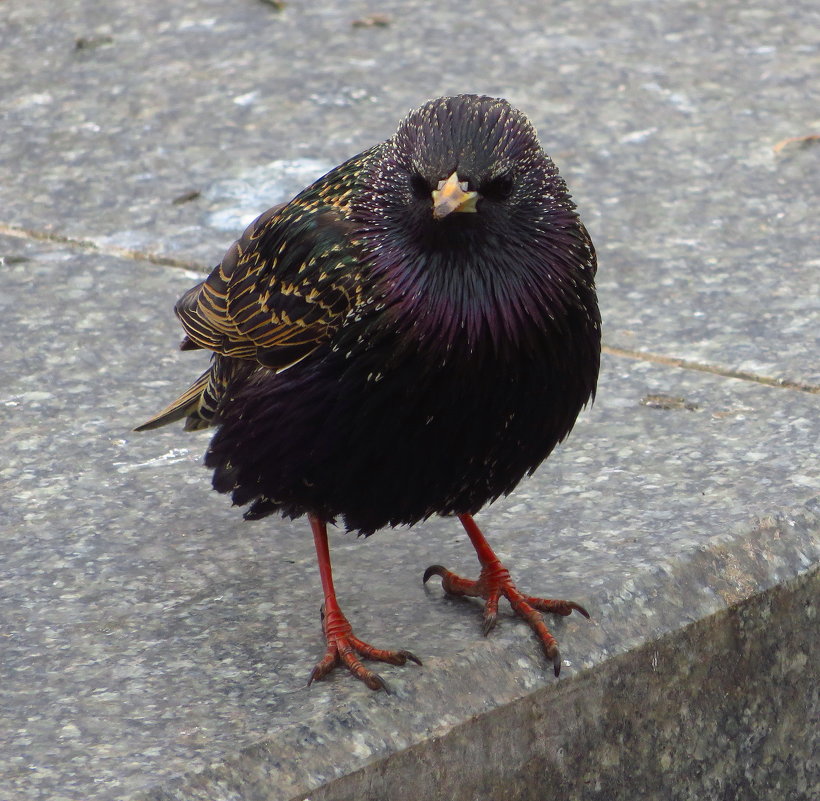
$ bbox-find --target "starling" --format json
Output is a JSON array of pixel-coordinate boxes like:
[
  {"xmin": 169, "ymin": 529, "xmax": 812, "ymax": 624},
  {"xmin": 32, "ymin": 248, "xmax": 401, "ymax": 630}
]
[{"xmin": 137, "ymin": 95, "xmax": 600, "ymax": 690}]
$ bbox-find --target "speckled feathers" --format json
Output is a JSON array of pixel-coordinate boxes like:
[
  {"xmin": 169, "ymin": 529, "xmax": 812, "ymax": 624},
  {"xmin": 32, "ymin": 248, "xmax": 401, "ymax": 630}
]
[{"xmin": 138, "ymin": 95, "xmax": 601, "ymax": 534}]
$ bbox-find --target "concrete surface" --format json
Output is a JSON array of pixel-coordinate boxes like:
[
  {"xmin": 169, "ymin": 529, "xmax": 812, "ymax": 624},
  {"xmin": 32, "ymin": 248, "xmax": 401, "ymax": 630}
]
[{"xmin": 1, "ymin": 1, "xmax": 818, "ymax": 799}]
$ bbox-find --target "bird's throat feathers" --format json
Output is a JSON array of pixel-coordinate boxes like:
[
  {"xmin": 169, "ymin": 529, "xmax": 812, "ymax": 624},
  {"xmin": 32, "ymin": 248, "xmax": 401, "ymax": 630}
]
[{"xmin": 361, "ymin": 223, "xmax": 593, "ymax": 362}]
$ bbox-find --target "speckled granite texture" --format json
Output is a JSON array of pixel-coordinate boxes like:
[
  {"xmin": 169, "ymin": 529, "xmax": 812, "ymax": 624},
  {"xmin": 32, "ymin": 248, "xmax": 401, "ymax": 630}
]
[
  {"xmin": 1, "ymin": 0, "xmax": 818, "ymax": 799},
  {"xmin": 295, "ymin": 568, "xmax": 819, "ymax": 801}
]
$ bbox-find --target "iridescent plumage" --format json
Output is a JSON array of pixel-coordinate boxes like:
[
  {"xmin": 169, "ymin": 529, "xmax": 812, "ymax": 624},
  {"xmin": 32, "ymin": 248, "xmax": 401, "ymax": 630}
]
[{"xmin": 138, "ymin": 95, "xmax": 600, "ymax": 689}]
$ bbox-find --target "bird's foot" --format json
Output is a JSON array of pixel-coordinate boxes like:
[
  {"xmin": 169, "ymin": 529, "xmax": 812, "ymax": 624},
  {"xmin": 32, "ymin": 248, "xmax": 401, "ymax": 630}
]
[
  {"xmin": 423, "ymin": 561, "xmax": 589, "ymax": 676},
  {"xmin": 307, "ymin": 605, "xmax": 422, "ymax": 692}
]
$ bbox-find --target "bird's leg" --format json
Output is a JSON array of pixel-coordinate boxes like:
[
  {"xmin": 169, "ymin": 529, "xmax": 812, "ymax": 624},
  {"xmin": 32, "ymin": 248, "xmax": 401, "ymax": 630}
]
[
  {"xmin": 423, "ymin": 514, "xmax": 589, "ymax": 676},
  {"xmin": 307, "ymin": 514, "xmax": 421, "ymax": 691}
]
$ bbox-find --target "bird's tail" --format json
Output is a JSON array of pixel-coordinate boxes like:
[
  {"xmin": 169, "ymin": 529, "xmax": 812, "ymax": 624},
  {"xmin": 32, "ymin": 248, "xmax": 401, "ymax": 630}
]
[{"xmin": 134, "ymin": 368, "xmax": 216, "ymax": 432}]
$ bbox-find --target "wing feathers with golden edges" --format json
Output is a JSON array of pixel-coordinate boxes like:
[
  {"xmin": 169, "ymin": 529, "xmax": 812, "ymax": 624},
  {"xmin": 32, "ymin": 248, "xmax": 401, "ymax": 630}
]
[{"xmin": 175, "ymin": 202, "xmax": 365, "ymax": 371}]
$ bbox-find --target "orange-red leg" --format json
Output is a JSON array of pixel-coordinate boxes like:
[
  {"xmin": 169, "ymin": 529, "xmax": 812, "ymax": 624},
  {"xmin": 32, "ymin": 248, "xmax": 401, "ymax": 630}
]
[
  {"xmin": 307, "ymin": 515, "xmax": 421, "ymax": 691},
  {"xmin": 423, "ymin": 514, "xmax": 589, "ymax": 676}
]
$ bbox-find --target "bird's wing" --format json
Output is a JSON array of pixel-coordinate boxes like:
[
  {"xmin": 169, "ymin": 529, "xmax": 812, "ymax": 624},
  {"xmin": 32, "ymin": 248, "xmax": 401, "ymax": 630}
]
[{"xmin": 175, "ymin": 202, "xmax": 365, "ymax": 371}]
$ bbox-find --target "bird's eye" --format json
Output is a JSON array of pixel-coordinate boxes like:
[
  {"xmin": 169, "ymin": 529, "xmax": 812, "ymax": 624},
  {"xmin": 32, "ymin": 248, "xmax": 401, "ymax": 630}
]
[
  {"xmin": 480, "ymin": 173, "xmax": 514, "ymax": 201},
  {"xmin": 409, "ymin": 173, "xmax": 431, "ymax": 199}
]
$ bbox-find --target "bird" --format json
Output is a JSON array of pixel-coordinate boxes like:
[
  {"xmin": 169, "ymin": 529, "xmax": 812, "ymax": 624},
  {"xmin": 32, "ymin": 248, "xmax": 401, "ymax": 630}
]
[{"xmin": 137, "ymin": 94, "xmax": 600, "ymax": 691}]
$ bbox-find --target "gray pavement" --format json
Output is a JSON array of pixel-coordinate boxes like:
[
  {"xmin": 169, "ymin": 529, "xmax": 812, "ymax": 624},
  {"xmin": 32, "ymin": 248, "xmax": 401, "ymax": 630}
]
[{"xmin": 1, "ymin": 1, "xmax": 818, "ymax": 799}]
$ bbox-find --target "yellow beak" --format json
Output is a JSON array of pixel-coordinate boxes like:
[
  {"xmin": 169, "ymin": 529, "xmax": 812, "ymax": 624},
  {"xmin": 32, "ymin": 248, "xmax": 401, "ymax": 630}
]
[{"xmin": 431, "ymin": 171, "xmax": 479, "ymax": 219}]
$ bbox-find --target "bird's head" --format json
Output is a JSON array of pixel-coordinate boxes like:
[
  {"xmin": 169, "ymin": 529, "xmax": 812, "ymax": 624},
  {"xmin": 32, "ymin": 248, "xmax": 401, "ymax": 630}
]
[
  {"xmin": 349, "ymin": 95, "xmax": 596, "ymax": 355},
  {"xmin": 354, "ymin": 94, "xmax": 571, "ymax": 256}
]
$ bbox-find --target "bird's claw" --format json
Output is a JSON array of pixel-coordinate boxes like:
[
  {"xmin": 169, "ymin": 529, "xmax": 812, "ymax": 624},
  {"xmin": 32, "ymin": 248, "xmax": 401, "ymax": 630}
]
[
  {"xmin": 481, "ymin": 611, "xmax": 497, "ymax": 637},
  {"xmin": 423, "ymin": 561, "xmax": 587, "ymax": 677},
  {"xmin": 547, "ymin": 644, "xmax": 562, "ymax": 677},
  {"xmin": 528, "ymin": 597, "xmax": 590, "ymax": 619},
  {"xmin": 308, "ymin": 606, "xmax": 421, "ymax": 691},
  {"xmin": 423, "ymin": 564, "xmax": 447, "ymax": 584},
  {"xmin": 482, "ymin": 592, "xmax": 500, "ymax": 636}
]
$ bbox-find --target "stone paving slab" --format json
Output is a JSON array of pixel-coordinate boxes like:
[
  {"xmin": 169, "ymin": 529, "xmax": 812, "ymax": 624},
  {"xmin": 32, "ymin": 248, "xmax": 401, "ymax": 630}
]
[
  {"xmin": 1, "ymin": 234, "xmax": 817, "ymax": 800},
  {"xmin": 2, "ymin": 0, "xmax": 819, "ymax": 385},
  {"xmin": 143, "ymin": 568, "xmax": 820, "ymax": 801}
]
